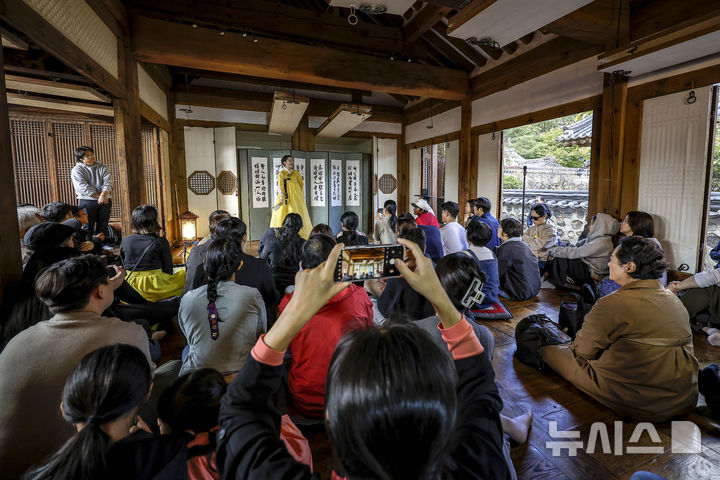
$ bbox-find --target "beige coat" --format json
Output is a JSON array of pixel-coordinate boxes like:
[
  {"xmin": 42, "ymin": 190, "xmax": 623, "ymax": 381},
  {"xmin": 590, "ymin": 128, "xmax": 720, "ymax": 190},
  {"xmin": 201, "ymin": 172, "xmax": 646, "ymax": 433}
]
[
  {"xmin": 522, "ymin": 220, "xmax": 558, "ymax": 261},
  {"xmin": 541, "ymin": 279, "xmax": 698, "ymax": 421}
]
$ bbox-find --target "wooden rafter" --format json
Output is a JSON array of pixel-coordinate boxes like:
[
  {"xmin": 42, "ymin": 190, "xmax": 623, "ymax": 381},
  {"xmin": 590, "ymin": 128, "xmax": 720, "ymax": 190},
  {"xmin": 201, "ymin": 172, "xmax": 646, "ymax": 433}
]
[
  {"xmin": 542, "ymin": 0, "xmax": 617, "ymax": 46},
  {"xmin": 432, "ymin": 22, "xmax": 487, "ymax": 67},
  {"xmin": 446, "ymin": 0, "xmax": 497, "ymax": 34},
  {"xmin": 132, "ymin": 16, "xmax": 469, "ymax": 100},
  {"xmin": 404, "ymin": 4, "xmax": 452, "ymax": 42},
  {"xmin": 477, "ymin": 43, "xmax": 503, "ymax": 60},
  {"xmin": 403, "ymin": 98, "xmax": 461, "ymax": 125},
  {"xmin": 423, "ymin": 29, "xmax": 475, "ymax": 71},
  {"xmin": 502, "ymin": 41, "xmax": 518, "ymax": 54}
]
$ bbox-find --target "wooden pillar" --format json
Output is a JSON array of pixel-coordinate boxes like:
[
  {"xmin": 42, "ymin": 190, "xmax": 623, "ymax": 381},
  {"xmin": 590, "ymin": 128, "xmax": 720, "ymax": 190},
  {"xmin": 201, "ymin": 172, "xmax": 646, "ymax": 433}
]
[
  {"xmin": 169, "ymin": 92, "xmax": 188, "ymax": 244},
  {"xmin": 588, "ymin": 73, "xmax": 628, "ymax": 218},
  {"xmin": 397, "ymin": 129, "xmax": 408, "ymax": 211},
  {"xmin": 458, "ymin": 96, "xmax": 474, "ymax": 209},
  {"xmin": 114, "ymin": 39, "xmax": 146, "ymax": 234},
  {"xmin": 0, "ymin": 47, "xmax": 22, "ymax": 304},
  {"xmin": 292, "ymin": 113, "xmax": 314, "ymax": 151}
]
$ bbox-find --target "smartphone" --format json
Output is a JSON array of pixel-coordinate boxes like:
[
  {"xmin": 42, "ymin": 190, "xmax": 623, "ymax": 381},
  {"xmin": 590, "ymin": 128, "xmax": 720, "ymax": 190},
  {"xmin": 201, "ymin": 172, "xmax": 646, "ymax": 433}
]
[
  {"xmin": 334, "ymin": 245, "xmax": 405, "ymax": 282},
  {"xmin": 106, "ymin": 265, "xmax": 117, "ymax": 277}
]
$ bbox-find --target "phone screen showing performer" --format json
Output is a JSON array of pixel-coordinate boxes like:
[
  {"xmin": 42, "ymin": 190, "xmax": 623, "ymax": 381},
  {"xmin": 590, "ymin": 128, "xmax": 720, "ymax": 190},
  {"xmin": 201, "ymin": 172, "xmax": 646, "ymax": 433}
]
[{"xmin": 334, "ymin": 245, "xmax": 405, "ymax": 282}]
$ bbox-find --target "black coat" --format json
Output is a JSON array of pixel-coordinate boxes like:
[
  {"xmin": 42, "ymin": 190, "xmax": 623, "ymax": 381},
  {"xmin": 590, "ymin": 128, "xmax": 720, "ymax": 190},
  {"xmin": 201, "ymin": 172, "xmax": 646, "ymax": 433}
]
[{"xmin": 494, "ymin": 239, "xmax": 542, "ymax": 301}]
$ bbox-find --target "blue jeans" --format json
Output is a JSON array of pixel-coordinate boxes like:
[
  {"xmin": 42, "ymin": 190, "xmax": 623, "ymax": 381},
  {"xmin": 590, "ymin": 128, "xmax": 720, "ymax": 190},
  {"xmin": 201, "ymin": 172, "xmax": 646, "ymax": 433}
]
[{"xmin": 629, "ymin": 472, "xmax": 667, "ymax": 480}]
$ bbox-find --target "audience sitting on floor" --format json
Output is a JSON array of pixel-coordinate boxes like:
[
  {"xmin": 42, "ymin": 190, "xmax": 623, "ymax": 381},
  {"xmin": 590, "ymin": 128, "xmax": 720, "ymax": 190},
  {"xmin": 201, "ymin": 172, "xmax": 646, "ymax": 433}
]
[
  {"xmin": 40, "ymin": 201, "xmax": 73, "ymax": 223},
  {"xmin": 217, "ymin": 239, "xmax": 512, "ymax": 479},
  {"xmin": 17, "ymin": 204, "xmax": 42, "ymax": 265},
  {"xmin": 179, "ymin": 237, "xmax": 266, "ymax": 376},
  {"xmin": 24, "ymin": 344, "xmax": 185, "ymax": 480},
  {"xmin": 336, "ymin": 211, "xmax": 369, "ymax": 246},
  {"xmin": 309, "ymin": 223, "xmax": 335, "ymax": 240},
  {"xmin": 121, "ymin": 205, "xmax": 185, "ymax": 301},
  {"xmin": 669, "ymin": 262, "xmax": 720, "ymax": 341},
  {"xmin": 540, "ymin": 237, "xmax": 698, "ymax": 421},
  {"xmin": 398, "ymin": 211, "xmax": 443, "ymax": 263},
  {"xmin": 521, "ymin": 203, "xmax": 558, "ymax": 265},
  {"xmin": 258, "ymin": 212, "xmax": 305, "ymax": 294},
  {"xmin": 464, "ymin": 221, "xmax": 500, "ymax": 306},
  {"xmin": 543, "ymin": 212, "xmax": 619, "ymax": 288},
  {"xmin": 412, "ymin": 197, "xmax": 440, "ymax": 228},
  {"xmin": 183, "ymin": 209, "xmax": 230, "ymax": 294},
  {"xmin": 278, "ymin": 234, "xmax": 373, "ymax": 418},
  {"xmin": 373, "ymin": 199, "xmax": 397, "ymax": 244},
  {"xmin": 439, "ymin": 200, "xmax": 469, "ymax": 255},
  {"xmin": 464, "ymin": 197, "xmax": 479, "ymax": 225},
  {"xmin": 496, "ymin": 218, "xmax": 541, "ymax": 301},
  {"xmin": 471, "ymin": 196, "xmax": 500, "ymax": 249},
  {"xmin": 0, "ymin": 256, "xmax": 150, "ymax": 479},
  {"xmin": 372, "ymin": 226, "xmax": 435, "ymax": 321}
]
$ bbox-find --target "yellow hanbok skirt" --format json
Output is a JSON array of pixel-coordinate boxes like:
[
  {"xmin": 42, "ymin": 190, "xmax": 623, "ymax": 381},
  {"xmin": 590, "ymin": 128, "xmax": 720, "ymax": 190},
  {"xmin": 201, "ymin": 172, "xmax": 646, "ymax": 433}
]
[
  {"xmin": 126, "ymin": 268, "xmax": 185, "ymax": 302},
  {"xmin": 270, "ymin": 169, "xmax": 312, "ymax": 238}
]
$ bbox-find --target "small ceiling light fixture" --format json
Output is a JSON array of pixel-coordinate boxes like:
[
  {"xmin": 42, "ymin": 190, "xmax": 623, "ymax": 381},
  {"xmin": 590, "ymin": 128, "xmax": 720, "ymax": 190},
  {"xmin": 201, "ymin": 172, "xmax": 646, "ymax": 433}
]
[
  {"xmin": 426, "ymin": 102, "xmax": 434, "ymax": 130},
  {"xmin": 219, "ymin": 29, "xmax": 225, "ymax": 36},
  {"xmin": 192, "ymin": 23, "xmax": 198, "ymax": 28},
  {"xmin": 242, "ymin": 31, "xmax": 247, "ymax": 37},
  {"xmin": 359, "ymin": 3, "xmax": 388, "ymax": 15},
  {"xmin": 180, "ymin": 74, "xmax": 193, "ymax": 114},
  {"xmin": 389, "ymin": 55, "xmax": 395, "ymax": 60},
  {"xmin": 466, "ymin": 37, "xmax": 500, "ymax": 49},
  {"xmin": 407, "ymin": 58, "xmax": 412, "ymax": 62}
]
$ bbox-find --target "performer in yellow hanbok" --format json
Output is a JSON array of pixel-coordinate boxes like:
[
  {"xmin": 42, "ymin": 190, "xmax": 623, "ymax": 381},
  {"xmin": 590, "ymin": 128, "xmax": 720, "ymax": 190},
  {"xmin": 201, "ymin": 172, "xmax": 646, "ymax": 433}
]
[{"xmin": 270, "ymin": 155, "xmax": 312, "ymax": 238}]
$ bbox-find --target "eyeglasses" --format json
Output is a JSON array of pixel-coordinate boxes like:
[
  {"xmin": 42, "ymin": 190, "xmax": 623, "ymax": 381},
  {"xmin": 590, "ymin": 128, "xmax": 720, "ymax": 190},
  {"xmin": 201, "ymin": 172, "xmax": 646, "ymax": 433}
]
[{"xmin": 530, "ymin": 215, "xmax": 542, "ymax": 220}]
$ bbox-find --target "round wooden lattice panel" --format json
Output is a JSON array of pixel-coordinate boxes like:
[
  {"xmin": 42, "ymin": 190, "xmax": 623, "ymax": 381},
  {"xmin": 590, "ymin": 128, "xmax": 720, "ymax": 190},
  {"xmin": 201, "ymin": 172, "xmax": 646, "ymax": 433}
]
[
  {"xmin": 378, "ymin": 174, "xmax": 397, "ymax": 194},
  {"xmin": 188, "ymin": 170, "xmax": 215, "ymax": 195},
  {"xmin": 217, "ymin": 170, "xmax": 237, "ymax": 195}
]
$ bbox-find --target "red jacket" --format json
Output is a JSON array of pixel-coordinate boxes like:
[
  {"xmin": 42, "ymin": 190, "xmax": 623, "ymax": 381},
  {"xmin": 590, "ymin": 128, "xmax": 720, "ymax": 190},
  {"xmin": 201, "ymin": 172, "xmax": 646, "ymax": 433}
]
[
  {"xmin": 416, "ymin": 211, "xmax": 440, "ymax": 228},
  {"xmin": 278, "ymin": 284, "xmax": 373, "ymax": 417}
]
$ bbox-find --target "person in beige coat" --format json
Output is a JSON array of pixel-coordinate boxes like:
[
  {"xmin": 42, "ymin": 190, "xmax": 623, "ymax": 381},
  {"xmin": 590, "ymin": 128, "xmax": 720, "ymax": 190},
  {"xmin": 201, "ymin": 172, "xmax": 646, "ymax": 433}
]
[
  {"xmin": 522, "ymin": 203, "xmax": 558, "ymax": 261},
  {"xmin": 540, "ymin": 236, "xmax": 698, "ymax": 421}
]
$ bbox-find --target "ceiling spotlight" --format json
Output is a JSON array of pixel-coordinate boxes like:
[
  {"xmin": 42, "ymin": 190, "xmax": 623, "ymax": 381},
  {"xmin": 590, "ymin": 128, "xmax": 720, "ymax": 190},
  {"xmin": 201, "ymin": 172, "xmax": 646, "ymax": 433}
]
[
  {"xmin": 192, "ymin": 23, "xmax": 198, "ymax": 28},
  {"xmin": 242, "ymin": 32, "xmax": 247, "ymax": 37},
  {"xmin": 253, "ymin": 37, "xmax": 258, "ymax": 43},
  {"xmin": 389, "ymin": 55, "xmax": 394, "ymax": 60},
  {"xmin": 407, "ymin": 58, "xmax": 411, "ymax": 62},
  {"xmin": 219, "ymin": 30, "xmax": 225, "ymax": 36},
  {"xmin": 359, "ymin": 4, "xmax": 388, "ymax": 15}
]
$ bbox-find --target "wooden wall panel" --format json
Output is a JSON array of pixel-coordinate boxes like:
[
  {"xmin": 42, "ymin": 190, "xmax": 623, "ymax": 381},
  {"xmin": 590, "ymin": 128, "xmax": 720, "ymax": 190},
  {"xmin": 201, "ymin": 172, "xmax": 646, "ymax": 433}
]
[
  {"xmin": 10, "ymin": 119, "xmax": 52, "ymax": 207},
  {"xmin": 89, "ymin": 123, "xmax": 123, "ymax": 221},
  {"xmin": 51, "ymin": 122, "xmax": 85, "ymax": 206}
]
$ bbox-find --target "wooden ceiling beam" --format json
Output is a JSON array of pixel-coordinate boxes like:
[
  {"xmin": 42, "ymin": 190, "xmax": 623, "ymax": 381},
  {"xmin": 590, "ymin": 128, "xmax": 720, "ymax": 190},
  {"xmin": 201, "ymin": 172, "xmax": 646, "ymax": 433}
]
[
  {"xmin": 502, "ymin": 41, "xmax": 518, "ymax": 54},
  {"xmin": 447, "ymin": 0, "xmax": 497, "ymax": 34},
  {"xmin": 173, "ymin": 85, "xmax": 405, "ymax": 122},
  {"xmin": 477, "ymin": 43, "xmax": 503, "ymax": 60},
  {"xmin": 433, "ymin": 22, "xmax": 487, "ymax": 67},
  {"xmin": 470, "ymin": 37, "xmax": 603, "ymax": 99},
  {"xmin": 630, "ymin": 0, "xmax": 720, "ymax": 44},
  {"xmin": 170, "ymin": 68, "xmax": 372, "ymax": 96},
  {"xmin": 542, "ymin": 0, "xmax": 616, "ymax": 46},
  {"xmin": 424, "ymin": 29, "xmax": 475, "ymax": 71},
  {"xmin": 403, "ymin": 98, "xmax": 461, "ymax": 125},
  {"xmin": 519, "ymin": 32, "xmax": 535, "ymax": 44},
  {"xmin": 126, "ymin": 0, "xmax": 430, "ymax": 59},
  {"xmin": 405, "ymin": 4, "xmax": 452, "ymax": 42},
  {"xmin": 132, "ymin": 16, "xmax": 469, "ymax": 100},
  {"xmin": 85, "ymin": 0, "xmax": 127, "ymax": 37}
]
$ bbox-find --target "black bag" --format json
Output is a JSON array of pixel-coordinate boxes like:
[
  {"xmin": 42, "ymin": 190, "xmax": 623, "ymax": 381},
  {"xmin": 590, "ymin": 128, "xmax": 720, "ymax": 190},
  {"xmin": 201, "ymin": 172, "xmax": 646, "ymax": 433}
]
[
  {"xmin": 558, "ymin": 292, "xmax": 592, "ymax": 339},
  {"xmin": 515, "ymin": 314, "xmax": 571, "ymax": 369}
]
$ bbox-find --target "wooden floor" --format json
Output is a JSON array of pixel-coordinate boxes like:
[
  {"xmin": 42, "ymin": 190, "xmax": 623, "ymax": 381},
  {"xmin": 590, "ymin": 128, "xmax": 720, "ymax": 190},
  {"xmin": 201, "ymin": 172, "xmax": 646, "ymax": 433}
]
[{"xmin": 165, "ymin": 246, "xmax": 720, "ymax": 479}]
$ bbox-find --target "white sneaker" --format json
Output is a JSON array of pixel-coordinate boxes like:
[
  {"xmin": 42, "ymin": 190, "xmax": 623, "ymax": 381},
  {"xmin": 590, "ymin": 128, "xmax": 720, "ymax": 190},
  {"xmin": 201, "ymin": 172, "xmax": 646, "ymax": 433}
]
[{"xmin": 540, "ymin": 280, "xmax": 556, "ymax": 289}]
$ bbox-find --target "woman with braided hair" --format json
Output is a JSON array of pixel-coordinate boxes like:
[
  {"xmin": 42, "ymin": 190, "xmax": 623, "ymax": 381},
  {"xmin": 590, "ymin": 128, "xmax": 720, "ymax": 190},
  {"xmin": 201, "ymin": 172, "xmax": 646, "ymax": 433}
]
[
  {"xmin": 24, "ymin": 344, "xmax": 188, "ymax": 480},
  {"xmin": 269, "ymin": 155, "xmax": 312, "ymax": 239},
  {"xmin": 179, "ymin": 238, "xmax": 267, "ymax": 376}
]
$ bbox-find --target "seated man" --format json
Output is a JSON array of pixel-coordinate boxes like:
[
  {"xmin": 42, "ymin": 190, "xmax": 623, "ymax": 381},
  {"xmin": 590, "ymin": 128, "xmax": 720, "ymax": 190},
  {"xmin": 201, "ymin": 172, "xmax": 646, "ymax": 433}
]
[
  {"xmin": 398, "ymin": 212, "xmax": 443, "ymax": 264},
  {"xmin": 439, "ymin": 201, "xmax": 469, "ymax": 255},
  {"xmin": 495, "ymin": 218, "xmax": 541, "ymax": 301},
  {"xmin": 278, "ymin": 235, "xmax": 373, "ymax": 417},
  {"xmin": 541, "ymin": 237, "xmax": 698, "ymax": 421},
  {"xmin": 39, "ymin": 201, "xmax": 73, "ymax": 223},
  {"xmin": 472, "ymin": 197, "xmax": 500, "ymax": 249},
  {"xmin": 0, "ymin": 255, "xmax": 150, "ymax": 479},
  {"xmin": 411, "ymin": 198, "xmax": 440, "ymax": 228},
  {"xmin": 374, "ymin": 227, "xmax": 436, "ymax": 321},
  {"xmin": 465, "ymin": 221, "xmax": 499, "ymax": 306}
]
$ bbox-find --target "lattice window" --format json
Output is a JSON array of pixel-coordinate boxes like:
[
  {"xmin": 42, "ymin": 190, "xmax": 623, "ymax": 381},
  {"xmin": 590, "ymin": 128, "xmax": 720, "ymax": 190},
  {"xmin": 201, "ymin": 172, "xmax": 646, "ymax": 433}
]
[
  {"xmin": 141, "ymin": 126, "xmax": 158, "ymax": 207},
  {"xmin": 378, "ymin": 174, "xmax": 397, "ymax": 194},
  {"xmin": 217, "ymin": 170, "xmax": 237, "ymax": 195},
  {"xmin": 89, "ymin": 124, "xmax": 123, "ymax": 221},
  {"xmin": 188, "ymin": 170, "xmax": 216, "ymax": 195},
  {"xmin": 10, "ymin": 119, "xmax": 52, "ymax": 208}
]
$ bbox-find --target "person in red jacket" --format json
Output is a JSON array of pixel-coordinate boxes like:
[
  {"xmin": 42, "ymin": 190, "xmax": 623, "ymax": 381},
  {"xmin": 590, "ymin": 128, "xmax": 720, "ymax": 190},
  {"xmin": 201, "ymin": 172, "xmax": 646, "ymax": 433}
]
[
  {"xmin": 278, "ymin": 235, "xmax": 373, "ymax": 417},
  {"xmin": 412, "ymin": 198, "xmax": 440, "ymax": 228}
]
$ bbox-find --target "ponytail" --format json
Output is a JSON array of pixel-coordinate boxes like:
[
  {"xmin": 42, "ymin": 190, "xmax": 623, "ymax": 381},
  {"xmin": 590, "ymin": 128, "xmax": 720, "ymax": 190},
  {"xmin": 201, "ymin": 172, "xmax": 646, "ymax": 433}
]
[
  {"xmin": 24, "ymin": 344, "xmax": 151, "ymax": 480},
  {"xmin": 278, "ymin": 213, "xmax": 304, "ymax": 266},
  {"xmin": 384, "ymin": 200, "xmax": 398, "ymax": 233},
  {"xmin": 204, "ymin": 238, "xmax": 243, "ymax": 340}
]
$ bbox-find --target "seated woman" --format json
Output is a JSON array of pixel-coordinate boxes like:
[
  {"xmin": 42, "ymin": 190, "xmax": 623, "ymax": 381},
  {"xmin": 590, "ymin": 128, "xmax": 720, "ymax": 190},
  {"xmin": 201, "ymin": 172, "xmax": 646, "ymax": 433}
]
[
  {"xmin": 521, "ymin": 203, "xmax": 558, "ymax": 263},
  {"xmin": 336, "ymin": 211, "xmax": 369, "ymax": 246},
  {"xmin": 540, "ymin": 236, "xmax": 698, "ymax": 421},
  {"xmin": 24, "ymin": 344, "xmax": 188, "ymax": 480},
  {"xmin": 179, "ymin": 238, "xmax": 266, "ymax": 376},
  {"xmin": 464, "ymin": 220, "xmax": 499, "ymax": 306},
  {"xmin": 217, "ymin": 239, "xmax": 511, "ymax": 480},
  {"xmin": 120, "ymin": 205, "xmax": 185, "ymax": 301},
  {"xmin": 596, "ymin": 210, "xmax": 667, "ymax": 297},
  {"xmin": 373, "ymin": 199, "xmax": 397, "ymax": 244},
  {"xmin": 544, "ymin": 212, "xmax": 619, "ymax": 287},
  {"xmin": 257, "ymin": 213, "xmax": 305, "ymax": 294}
]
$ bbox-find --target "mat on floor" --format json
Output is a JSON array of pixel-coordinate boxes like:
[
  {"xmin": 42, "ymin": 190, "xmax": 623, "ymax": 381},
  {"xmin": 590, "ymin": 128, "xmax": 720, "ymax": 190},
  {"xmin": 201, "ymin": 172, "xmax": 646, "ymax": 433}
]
[{"xmin": 470, "ymin": 300, "xmax": 513, "ymax": 321}]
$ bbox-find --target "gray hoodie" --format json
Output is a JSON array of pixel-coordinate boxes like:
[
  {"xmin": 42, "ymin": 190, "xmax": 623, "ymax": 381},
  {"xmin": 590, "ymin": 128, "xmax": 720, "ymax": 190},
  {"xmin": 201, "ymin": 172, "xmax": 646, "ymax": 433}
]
[
  {"xmin": 71, "ymin": 162, "xmax": 112, "ymax": 200},
  {"xmin": 547, "ymin": 213, "xmax": 620, "ymax": 278}
]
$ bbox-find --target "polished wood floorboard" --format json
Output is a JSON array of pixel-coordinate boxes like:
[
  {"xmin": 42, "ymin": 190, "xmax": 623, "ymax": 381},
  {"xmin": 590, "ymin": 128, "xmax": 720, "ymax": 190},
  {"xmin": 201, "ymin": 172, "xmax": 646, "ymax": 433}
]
[{"xmin": 165, "ymin": 246, "xmax": 720, "ymax": 479}]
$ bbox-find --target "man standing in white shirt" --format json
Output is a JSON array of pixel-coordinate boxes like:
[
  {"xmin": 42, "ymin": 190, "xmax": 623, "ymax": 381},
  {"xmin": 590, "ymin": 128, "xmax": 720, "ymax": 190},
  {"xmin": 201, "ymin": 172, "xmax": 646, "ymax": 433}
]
[{"xmin": 439, "ymin": 201, "xmax": 469, "ymax": 255}]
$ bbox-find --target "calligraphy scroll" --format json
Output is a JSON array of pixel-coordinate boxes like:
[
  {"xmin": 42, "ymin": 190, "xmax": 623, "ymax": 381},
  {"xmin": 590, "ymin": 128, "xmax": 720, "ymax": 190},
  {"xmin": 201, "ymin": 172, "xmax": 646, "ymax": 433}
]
[
  {"xmin": 331, "ymin": 159, "xmax": 343, "ymax": 207},
  {"xmin": 345, "ymin": 160, "xmax": 360, "ymax": 207},
  {"xmin": 310, "ymin": 158, "xmax": 326, "ymax": 207},
  {"xmin": 251, "ymin": 157, "xmax": 269, "ymax": 208}
]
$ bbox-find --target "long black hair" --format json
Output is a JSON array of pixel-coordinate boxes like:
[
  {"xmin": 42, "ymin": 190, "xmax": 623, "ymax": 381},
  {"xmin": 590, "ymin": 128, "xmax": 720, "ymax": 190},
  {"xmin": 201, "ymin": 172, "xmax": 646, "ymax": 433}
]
[
  {"xmin": 383, "ymin": 200, "xmax": 397, "ymax": 233},
  {"xmin": 326, "ymin": 323, "xmax": 457, "ymax": 480},
  {"xmin": 205, "ymin": 238, "xmax": 242, "ymax": 340},
  {"xmin": 130, "ymin": 205, "xmax": 161, "ymax": 235},
  {"xmin": 624, "ymin": 211, "xmax": 654, "ymax": 238},
  {"xmin": 158, "ymin": 369, "xmax": 227, "ymax": 469},
  {"xmin": 277, "ymin": 213, "xmax": 304, "ymax": 266},
  {"xmin": 340, "ymin": 211, "xmax": 363, "ymax": 246},
  {"xmin": 24, "ymin": 344, "xmax": 151, "ymax": 480},
  {"xmin": 436, "ymin": 253, "xmax": 486, "ymax": 313}
]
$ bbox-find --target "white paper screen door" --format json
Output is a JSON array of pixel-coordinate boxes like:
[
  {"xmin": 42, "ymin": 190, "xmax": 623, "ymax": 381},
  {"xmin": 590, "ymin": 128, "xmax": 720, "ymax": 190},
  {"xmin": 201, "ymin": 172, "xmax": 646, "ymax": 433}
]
[{"xmin": 637, "ymin": 86, "xmax": 713, "ymax": 273}]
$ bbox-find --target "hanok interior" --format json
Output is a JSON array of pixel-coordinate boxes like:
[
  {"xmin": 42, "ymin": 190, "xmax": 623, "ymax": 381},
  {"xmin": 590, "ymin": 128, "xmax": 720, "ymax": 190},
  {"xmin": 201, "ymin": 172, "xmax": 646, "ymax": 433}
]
[{"xmin": 1, "ymin": 0, "xmax": 720, "ymax": 478}]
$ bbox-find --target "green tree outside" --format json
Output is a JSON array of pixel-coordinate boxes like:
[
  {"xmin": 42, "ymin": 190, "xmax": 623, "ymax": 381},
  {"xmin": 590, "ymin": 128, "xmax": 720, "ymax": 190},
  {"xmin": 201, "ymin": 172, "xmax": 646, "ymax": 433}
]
[{"xmin": 503, "ymin": 175, "xmax": 521, "ymax": 189}]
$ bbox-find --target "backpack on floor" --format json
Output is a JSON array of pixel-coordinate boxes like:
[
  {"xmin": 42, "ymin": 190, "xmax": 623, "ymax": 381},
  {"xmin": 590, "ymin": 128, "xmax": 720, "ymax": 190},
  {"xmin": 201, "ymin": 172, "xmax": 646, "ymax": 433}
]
[
  {"xmin": 558, "ymin": 291, "xmax": 593, "ymax": 339},
  {"xmin": 514, "ymin": 314, "xmax": 571, "ymax": 369}
]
